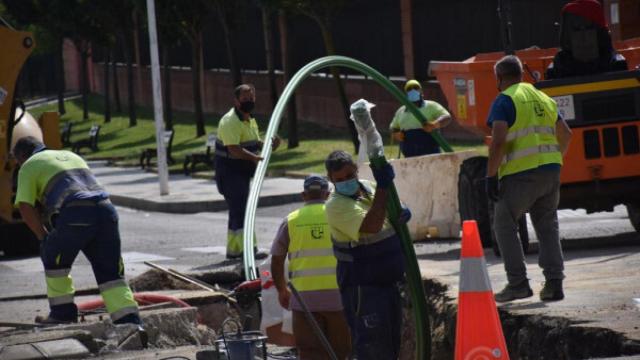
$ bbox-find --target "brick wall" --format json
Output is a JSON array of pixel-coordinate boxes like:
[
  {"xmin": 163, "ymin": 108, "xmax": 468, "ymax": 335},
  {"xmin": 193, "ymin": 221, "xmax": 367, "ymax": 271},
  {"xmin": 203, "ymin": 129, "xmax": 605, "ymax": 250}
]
[{"xmin": 90, "ymin": 63, "xmax": 478, "ymax": 140}]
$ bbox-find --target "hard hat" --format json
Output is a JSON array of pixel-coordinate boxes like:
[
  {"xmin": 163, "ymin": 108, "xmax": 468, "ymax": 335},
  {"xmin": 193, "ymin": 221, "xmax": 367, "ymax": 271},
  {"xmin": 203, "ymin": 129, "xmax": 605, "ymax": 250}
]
[{"xmin": 404, "ymin": 79, "xmax": 422, "ymax": 92}]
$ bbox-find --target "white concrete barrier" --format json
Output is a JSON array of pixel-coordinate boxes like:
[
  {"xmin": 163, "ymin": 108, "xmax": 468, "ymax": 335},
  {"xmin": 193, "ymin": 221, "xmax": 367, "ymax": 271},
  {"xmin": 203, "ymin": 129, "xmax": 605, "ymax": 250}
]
[{"xmin": 358, "ymin": 150, "xmax": 480, "ymax": 240}]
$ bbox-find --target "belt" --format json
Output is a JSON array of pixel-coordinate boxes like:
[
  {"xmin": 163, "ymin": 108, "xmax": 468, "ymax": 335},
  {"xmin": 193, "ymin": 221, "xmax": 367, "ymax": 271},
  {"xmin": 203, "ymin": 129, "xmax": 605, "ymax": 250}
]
[{"xmin": 64, "ymin": 198, "xmax": 111, "ymax": 208}]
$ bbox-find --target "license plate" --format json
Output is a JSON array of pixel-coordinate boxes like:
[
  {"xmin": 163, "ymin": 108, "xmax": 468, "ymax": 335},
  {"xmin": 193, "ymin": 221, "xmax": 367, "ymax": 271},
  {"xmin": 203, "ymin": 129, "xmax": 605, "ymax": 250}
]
[{"xmin": 553, "ymin": 95, "xmax": 575, "ymax": 121}]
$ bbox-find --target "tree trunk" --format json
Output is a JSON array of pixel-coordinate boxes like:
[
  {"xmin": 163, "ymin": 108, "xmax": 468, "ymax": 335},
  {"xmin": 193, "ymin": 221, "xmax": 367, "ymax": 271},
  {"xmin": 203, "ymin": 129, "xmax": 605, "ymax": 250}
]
[
  {"xmin": 132, "ymin": 11, "xmax": 145, "ymax": 105},
  {"xmin": 278, "ymin": 11, "xmax": 298, "ymax": 149},
  {"xmin": 162, "ymin": 45, "xmax": 173, "ymax": 131},
  {"xmin": 55, "ymin": 36, "xmax": 66, "ymax": 115},
  {"xmin": 104, "ymin": 48, "xmax": 111, "ymax": 123},
  {"xmin": 122, "ymin": 31, "xmax": 137, "ymax": 127},
  {"xmin": 191, "ymin": 33, "xmax": 205, "ymax": 137},
  {"xmin": 111, "ymin": 47, "xmax": 122, "ymax": 113},
  {"xmin": 318, "ymin": 22, "xmax": 359, "ymax": 152},
  {"xmin": 218, "ymin": 5, "xmax": 242, "ymax": 87},
  {"xmin": 80, "ymin": 49, "xmax": 89, "ymax": 120},
  {"xmin": 262, "ymin": 6, "xmax": 278, "ymax": 111}
]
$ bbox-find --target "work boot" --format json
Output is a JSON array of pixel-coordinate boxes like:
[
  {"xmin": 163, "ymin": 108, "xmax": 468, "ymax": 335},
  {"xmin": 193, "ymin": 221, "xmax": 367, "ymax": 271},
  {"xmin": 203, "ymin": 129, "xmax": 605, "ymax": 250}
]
[
  {"xmin": 540, "ymin": 279, "xmax": 564, "ymax": 301},
  {"xmin": 34, "ymin": 315, "xmax": 77, "ymax": 325},
  {"xmin": 494, "ymin": 281, "xmax": 533, "ymax": 302}
]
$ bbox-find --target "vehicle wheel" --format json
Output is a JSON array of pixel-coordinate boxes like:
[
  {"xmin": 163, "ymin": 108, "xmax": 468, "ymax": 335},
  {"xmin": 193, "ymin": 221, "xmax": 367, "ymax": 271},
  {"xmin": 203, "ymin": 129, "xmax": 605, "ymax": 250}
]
[
  {"xmin": 458, "ymin": 157, "xmax": 492, "ymax": 247},
  {"xmin": 626, "ymin": 203, "xmax": 640, "ymax": 233},
  {"xmin": 1, "ymin": 223, "xmax": 39, "ymax": 257}
]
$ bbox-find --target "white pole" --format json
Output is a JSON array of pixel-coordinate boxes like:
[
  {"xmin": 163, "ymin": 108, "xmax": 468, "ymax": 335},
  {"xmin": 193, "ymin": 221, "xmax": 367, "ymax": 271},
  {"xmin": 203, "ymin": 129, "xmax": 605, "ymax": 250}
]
[{"xmin": 145, "ymin": 0, "xmax": 169, "ymax": 195}]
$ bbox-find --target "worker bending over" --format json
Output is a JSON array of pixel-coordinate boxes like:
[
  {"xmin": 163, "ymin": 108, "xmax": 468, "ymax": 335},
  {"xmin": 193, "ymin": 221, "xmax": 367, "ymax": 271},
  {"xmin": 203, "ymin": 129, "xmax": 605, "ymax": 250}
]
[
  {"xmin": 271, "ymin": 175, "xmax": 351, "ymax": 359},
  {"xmin": 324, "ymin": 150, "xmax": 410, "ymax": 359},
  {"xmin": 13, "ymin": 137, "xmax": 141, "ymax": 325},
  {"xmin": 486, "ymin": 56, "xmax": 572, "ymax": 302},
  {"xmin": 390, "ymin": 79, "xmax": 451, "ymax": 157}
]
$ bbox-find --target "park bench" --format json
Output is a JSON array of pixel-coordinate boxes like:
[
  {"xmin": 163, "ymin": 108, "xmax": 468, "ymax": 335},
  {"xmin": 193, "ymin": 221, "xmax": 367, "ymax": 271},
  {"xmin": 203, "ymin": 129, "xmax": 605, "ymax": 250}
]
[
  {"xmin": 60, "ymin": 122, "xmax": 73, "ymax": 147},
  {"xmin": 140, "ymin": 130, "xmax": 175, "ymax": 169},
  {"xmin": 183, "ymin": 133, "xmax": 217, "ymax": 175},
  {"xmin": 71, "ymin": 125, "xmax": 101, "ymax": 154}
]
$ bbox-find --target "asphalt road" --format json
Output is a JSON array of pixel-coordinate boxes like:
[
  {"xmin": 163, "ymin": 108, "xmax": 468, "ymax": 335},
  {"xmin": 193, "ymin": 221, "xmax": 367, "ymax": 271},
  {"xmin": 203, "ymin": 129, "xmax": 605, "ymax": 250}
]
[{"xmin": 0, "ymin": 202, "xmax": 637, "ymax": 324}]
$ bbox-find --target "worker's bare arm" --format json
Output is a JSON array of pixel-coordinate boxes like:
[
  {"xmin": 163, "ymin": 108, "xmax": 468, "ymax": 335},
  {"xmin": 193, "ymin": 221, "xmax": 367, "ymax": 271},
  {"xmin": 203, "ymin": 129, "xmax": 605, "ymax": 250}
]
[
  {"xmin": 18, "ymin": 202, "xmax": 47, "ymax": 241},
  {"xmin": 487, "ymin": 120, "xmax": 509, "ymax": 177}
]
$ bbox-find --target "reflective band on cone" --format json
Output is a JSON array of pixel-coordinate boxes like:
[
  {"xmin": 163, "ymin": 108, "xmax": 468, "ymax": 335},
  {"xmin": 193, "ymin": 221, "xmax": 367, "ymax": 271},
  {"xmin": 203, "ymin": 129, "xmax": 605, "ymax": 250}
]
[{"xmin": 455, "ymin": 220, "xmax": 510, "ymax": 360}]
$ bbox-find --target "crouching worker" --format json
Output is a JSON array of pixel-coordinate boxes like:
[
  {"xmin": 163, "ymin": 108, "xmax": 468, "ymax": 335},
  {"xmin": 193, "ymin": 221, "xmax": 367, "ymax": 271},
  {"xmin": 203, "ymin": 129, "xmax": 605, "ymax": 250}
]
[
  {"xmin": 271, "ymin": 175, "xmax": 351, "ymax": 359},
  {"xmin": 324, "ymin": 150, "xmax": 410, "ymax": 359},
  {"xmin": 13, "ymin": 136, "xmax": 141, "ymax": 325}
]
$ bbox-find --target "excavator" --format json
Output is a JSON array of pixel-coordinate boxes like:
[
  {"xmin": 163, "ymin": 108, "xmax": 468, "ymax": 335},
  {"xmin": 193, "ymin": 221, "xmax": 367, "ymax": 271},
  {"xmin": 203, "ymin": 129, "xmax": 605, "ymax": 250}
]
[
  {"xmin": 0, "ymin": 23, "xmax": 61, "ymax": 256},
  {"xmin": 430, "ymin": 0, "xmax": 640, "ymax": 253}
]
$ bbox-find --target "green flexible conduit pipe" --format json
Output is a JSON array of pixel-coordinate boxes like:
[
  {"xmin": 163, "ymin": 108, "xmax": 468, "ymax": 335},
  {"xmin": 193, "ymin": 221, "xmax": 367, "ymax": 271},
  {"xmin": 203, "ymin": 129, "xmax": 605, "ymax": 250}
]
[{"xmin": 243, "ymin": 55, "xmax": 453, "ymax": 359}]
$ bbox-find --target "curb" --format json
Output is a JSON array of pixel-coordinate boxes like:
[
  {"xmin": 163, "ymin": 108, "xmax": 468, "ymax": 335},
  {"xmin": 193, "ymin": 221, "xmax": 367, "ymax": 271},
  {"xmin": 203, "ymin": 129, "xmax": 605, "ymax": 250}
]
[{"xmin": 110, "ymin": 192, "xmax": 302, "ymax": 214}]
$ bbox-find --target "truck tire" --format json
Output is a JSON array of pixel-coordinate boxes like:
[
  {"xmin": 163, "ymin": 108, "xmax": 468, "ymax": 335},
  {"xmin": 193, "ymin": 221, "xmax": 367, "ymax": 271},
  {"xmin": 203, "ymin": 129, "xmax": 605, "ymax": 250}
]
[
  {"xmin": 626, "ymin": 203, "xmax": 640, "ymax": 233},
  {"xmin": 458, "ymin": 157, "xmax": 493, "ymax": 247},
  {"xmin": 0, "ymin": 223, "xmax": 40, "ymax": 257},
  {"xmin": 458, "ymin": 156, "xmax": 530, "ymax": 255}
]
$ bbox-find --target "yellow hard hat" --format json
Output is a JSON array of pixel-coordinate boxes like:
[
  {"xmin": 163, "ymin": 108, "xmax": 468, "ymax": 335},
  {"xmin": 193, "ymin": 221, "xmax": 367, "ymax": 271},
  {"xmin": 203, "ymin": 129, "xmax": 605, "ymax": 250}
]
[{"xmin": 404, "ymin": 79, "xmax": 422, "ymax": 92}]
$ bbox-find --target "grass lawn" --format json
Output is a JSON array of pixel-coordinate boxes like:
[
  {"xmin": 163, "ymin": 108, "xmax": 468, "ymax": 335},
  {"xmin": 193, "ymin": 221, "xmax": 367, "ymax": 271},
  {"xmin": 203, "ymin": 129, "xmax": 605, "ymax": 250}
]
[{"xmin": 29, "ymin": 95, "xmax": 485, "ymax": 175}]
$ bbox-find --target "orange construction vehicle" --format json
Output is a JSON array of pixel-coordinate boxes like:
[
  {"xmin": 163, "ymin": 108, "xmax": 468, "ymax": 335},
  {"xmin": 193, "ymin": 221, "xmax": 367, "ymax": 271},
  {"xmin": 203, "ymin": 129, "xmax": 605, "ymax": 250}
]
[
  {"xmin": 0, "ymin": 23, "xmax": 61, "ymax": 256},
  {"xmin": 430, "ymin": 3, "xmax": 640, "ymax": 253}
]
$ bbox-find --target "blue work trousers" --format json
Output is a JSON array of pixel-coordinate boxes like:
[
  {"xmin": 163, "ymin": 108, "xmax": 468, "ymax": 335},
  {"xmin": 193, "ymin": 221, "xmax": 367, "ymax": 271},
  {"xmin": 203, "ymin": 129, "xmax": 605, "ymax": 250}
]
[
  {"xmin": 400, "ymin": 129, "xmax": 441, "ymax": 158},
  {"xmin": 42, "ymin": 199, "xmax": 138, "ymax": 323},
  {"xmin": 340, "ymin": 284, "xmax": 402, "ymax": 360},
  {"xmin": 215, "ymin": 157, "xmax": 255, "ymax": 256}
]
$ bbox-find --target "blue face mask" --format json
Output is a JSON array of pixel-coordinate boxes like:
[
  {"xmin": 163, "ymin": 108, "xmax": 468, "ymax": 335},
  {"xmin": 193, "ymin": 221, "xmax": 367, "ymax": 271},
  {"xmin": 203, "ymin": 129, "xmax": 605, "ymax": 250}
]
[
  {"xmin": 335, "ymin": 178, "xmax": 359, "ymax": 196},
  {"xmin": 407, "ymin": 89, "xmax": 421, "ymax": 102}
]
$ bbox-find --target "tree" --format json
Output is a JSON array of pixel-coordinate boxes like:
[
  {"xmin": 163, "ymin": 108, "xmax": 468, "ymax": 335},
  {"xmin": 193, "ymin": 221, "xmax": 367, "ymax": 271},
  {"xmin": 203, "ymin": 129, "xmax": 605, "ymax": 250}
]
[
  {"xmin": 152, "ymin": 0, "xmax": 184, "ymax": 131},
  {"xmin": 278, "ymin": 9, "xmax": 299, "ymax": 148},
  {"xmin": 111, "ymin": 0, "xmax": 139, "ymax": 127},
  {"xmin": 280, "ymin": 0, "xmax": 359, "ymax": 152},
  {"xmin": 210, "ymin": 0, "xmax": 244, "ymax": 87},
  {"xmin": 175, "ymin": 0, "xmax": 210, "ymax": 137},
  {"xmin": 258, "ymin": 0, "xmax": 279, "ymax": 111}
]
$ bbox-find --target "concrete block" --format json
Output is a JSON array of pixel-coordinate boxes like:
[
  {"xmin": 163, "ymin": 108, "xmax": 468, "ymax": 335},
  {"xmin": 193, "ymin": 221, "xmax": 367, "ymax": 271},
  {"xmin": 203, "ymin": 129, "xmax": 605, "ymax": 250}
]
[
  {"xmin": 358, "ymin": 150, "xmax": 479, "ymax": 239},
  {"xmin": 0, "ymin": 339, "xmax": 89, "ymax": 360}
]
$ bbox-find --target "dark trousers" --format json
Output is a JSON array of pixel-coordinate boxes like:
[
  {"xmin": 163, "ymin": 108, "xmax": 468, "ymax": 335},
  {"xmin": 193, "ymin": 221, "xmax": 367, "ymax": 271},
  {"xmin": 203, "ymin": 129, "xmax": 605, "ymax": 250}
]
[
  {"xmin": 215, "ymin": 159, "xmax": 254, "ymax": 256},
  {"xmin": 400, "ymin": 129, "xmax": 441, "ymax": 158},
  {"xmin": 42, "ymin": 200, "xmax": 139, "ymax": 322},
  {"xmin": 340, "ymin": 284, "xmax": 402, "ymax": 360}
]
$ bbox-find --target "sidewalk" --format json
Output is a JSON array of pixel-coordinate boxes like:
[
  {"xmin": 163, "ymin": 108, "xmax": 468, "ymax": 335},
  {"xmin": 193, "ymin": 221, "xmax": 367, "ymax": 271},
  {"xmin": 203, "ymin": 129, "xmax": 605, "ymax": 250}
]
[{"xmin": 91, "ymin": 161, "xmax": 303, "ymax": 213}]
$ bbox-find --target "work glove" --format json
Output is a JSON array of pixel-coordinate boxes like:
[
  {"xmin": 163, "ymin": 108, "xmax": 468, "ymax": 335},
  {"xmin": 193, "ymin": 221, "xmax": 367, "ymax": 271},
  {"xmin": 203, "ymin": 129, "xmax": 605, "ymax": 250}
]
[
  {"xmin": 371, "ymin": 162, "xmax": 395, "ymax": 189},
  {"xmin": 392, "ymin": 131, "xmax": 405, "ymax": 142},
  {"xmin": 399, "ymin": 205, "xmax": 412, "ymax": 224},
  {"xmin": 485, "ymin": 176, "xmax": 499, "ymax": 202}
]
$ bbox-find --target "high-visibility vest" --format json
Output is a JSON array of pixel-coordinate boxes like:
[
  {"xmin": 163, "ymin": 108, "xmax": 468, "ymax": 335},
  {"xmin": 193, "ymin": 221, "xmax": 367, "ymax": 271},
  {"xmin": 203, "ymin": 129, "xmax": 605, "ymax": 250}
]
[
  {"xmin": 499, "ymin": 82, "xmax": 563, "ymax": 179},
  {"xmin": 287, "ymin": 203, "xmax": 339, "ymax": 292}
]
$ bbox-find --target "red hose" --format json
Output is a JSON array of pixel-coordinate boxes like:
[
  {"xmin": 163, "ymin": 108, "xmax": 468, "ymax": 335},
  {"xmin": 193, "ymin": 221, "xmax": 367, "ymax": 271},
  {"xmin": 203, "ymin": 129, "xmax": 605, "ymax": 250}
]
[{"xmin": 77, "ymin": 292, "xmax": 202, "ymax": 323}]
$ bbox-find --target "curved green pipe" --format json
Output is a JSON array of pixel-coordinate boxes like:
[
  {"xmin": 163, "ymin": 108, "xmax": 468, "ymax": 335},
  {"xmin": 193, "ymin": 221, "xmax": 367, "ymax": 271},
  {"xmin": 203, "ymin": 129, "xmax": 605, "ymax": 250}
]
[{"xmin": 244, "ymin": 55, "xmax": 449, "ymax": 359}]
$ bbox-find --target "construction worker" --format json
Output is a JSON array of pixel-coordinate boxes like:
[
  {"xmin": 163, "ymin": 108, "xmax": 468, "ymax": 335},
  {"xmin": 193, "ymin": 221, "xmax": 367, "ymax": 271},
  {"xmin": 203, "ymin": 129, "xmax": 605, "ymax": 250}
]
[
  {"xmin": 390, "ymin": 79, "xmax": 452, "ymax": 157},
  {"xmin": 546, "ymin": 0, "xmax": 627, "ymax": 79},
  {"xmin": 324, "ymin": 150, "xmax": 410, "ymax": 359},
  {"xmin": 13, "ymin": 137, "xmax": 141, "ymax": 325},
  {"xmin": 215, "ymin": 84, "xmax": 280, "ymax": 259},
  {"xmin": 486, "ymin": 55, "xmax": 573, "ymax": 302},
  {"xmin": 270, "ymin": 175, "xmax": 351, "ymax": 359}
]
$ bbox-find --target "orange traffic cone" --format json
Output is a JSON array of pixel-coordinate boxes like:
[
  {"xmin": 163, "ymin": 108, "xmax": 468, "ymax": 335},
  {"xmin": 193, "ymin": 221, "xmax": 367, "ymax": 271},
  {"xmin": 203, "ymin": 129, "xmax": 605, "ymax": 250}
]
[{"xmin": 455, "ymin": 220, "xmax": 509, "ymax": 360}]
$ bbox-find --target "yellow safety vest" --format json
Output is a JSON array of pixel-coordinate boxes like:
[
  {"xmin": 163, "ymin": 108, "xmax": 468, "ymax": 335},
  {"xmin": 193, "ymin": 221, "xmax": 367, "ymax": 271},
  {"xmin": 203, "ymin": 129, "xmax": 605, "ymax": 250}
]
[
  {"xmin": 287, "ymin": 203, "xmax": 339, "ymax": 292},
  {"xmin": 499, "ymin": 83, "xmax": 563, "ymax": 179}
]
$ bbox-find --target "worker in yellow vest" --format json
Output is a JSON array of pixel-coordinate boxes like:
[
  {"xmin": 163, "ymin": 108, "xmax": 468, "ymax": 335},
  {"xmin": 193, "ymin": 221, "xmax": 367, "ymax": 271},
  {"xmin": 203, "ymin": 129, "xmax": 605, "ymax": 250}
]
[
  {"xmin": 486, "ymin": 55, "xmax": 573, "ymax": 302},
  {"xmin": 270, "ymin": 175, "xmax": 351, "ymax": 359}
]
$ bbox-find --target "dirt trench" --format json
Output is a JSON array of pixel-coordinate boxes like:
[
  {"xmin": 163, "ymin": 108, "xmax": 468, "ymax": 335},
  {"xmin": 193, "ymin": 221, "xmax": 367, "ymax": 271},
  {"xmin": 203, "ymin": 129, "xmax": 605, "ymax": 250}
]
[{"xmin": 401, "ymin": 278, "xmax": 640, "ymax": 359}]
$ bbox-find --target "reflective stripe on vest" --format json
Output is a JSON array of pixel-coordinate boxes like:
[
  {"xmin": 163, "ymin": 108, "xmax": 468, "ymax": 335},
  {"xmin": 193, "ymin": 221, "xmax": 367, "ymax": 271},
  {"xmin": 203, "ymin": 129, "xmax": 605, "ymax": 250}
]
[
  {"xmin": 287, "ymin": 203, "xmax": 338, "ymax": 292},
  {"xmin": 499, "ymin": 83, "xmax": 562, "ymax": 179}
]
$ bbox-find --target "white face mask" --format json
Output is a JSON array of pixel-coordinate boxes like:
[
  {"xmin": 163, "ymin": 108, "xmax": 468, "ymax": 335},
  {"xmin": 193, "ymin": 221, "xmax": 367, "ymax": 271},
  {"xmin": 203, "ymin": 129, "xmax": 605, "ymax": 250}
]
[{"xmin": 407, "ymin": 89, "xmax": 421, "ymax": 102}]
